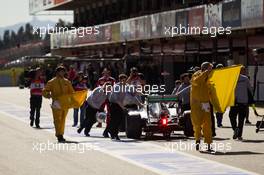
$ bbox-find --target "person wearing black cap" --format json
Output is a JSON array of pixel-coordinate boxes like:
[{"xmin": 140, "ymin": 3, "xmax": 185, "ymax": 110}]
[{"xmin": 42, "ymin": 66, "xmax": 75, "ymax": 142}]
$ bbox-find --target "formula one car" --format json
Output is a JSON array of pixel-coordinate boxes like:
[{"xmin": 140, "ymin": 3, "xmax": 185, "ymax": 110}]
[{"xmin": 125, "ymin": 95, "xmax": 193, "ymax": 139}]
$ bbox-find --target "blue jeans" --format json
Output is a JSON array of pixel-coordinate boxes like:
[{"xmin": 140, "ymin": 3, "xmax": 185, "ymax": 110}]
[{"xmin": 73, "ymin": 104, "xmax": 86, "ymax": 125}]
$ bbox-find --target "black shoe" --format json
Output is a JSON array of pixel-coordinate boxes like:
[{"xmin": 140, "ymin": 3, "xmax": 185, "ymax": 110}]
[
  {"xmin": 35, "ymin": 125, "xmax": 40, "ymax": 129},
  {"xmin": 233, "ymin": 128, "xmax": 239, "ymax": 140},
  {"xmin": 110, "ymin": 134, "xmax": 116, "ymax": 140},
  {"xmin": 195, "ymin": 140, "xmax": 200, "ymax": 151},
  {"xmin": 103, "ymin": 129, "xmax": 109, "ymax": 138},
  {"xmin": 72, "ymin": 124, "xmax": 77, "ymax": 127},
  {"xmin": 84, "ymin": 129, "xmax": 90, "ymax": 137},
  {"xmin": 57, "ymin": 135, "xmax": 66, "ymax": 143},
  {"xmin": 77, "ymin": 127, "xmax": 83, "ymax": 134},
  {"xmin": 238, "ymin": 137, "xmax": 243, "ymax": 141},
  {"xmin": 115, "ymin": 135, "xmax": 120, "ymax": 141},
  {"xmin": 245, "ymin": 120, "xmax": 251, "ymax": 125},
  {"xmin": 207, "ymin": 144, "xmax": 215, "ymax": 153},
  {"xmin": 217, "ymin": 124, "xmax": 223, "ymax": 128},
  {"xmin": 30, "ymin": 120, "xmax": 34, "ymax": 127}
]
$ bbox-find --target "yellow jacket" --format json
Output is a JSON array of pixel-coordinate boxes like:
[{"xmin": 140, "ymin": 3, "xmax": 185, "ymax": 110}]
[
  {"xmin": 42, "ymin": 77, "xmax": 74, "ymax": 100},
  {"xmin": 190, "ymin": 70, "xmax": 210, "ymax": 104}
]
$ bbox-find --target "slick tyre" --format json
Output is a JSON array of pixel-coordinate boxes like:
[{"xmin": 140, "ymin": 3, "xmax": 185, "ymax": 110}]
[{"xmin": 126, "ymin": 115, "xmax": 142, "ymax": 139}]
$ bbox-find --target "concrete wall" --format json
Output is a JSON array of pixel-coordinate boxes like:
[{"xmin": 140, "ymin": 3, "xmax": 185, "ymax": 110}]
[{"xmin": 0, "ymin": 75, "xmax": 18, "ymax": 87}]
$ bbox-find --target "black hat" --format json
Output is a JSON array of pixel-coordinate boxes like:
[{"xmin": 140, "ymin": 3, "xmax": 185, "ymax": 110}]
[
  {"xmin": 56, "ymin": 66, "xmax": 66, "ymax": 72},
  {"xmin": 130, "ymin": 67, "xmax": 138, "ymax": 73}
]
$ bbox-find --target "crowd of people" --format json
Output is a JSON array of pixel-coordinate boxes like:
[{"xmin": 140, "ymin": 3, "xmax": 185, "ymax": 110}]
[
  {"xmin": 173, "ymin": 62, "xmax": 253, "ymax": 151},
  {"xmin": 25, "ymin": 60, "xmax": 254, "ymax": 152},
  {"xmin": 26, "ymin": 64, "xmax": 145, "ymax": 142}
]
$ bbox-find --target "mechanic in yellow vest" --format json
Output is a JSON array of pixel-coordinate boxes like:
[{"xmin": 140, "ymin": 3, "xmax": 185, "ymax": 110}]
[
  {"xmin": 190, "ymin": 62, "xmax": 213, "ymax": 151},
  {"xmin": 42, "ymin": 66, "xmax": 75, "ymax": 142}
]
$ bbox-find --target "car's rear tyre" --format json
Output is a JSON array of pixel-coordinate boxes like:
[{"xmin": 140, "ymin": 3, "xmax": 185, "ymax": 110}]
[
  {"xmin": 145, "ymin": 132, "xmax": 153, "ymax": 138},
  {"xmin": 126, "ymin": 115, "xmax": 142, "ymax": 139},
  {"xmin": 163, "ymin": 132, "xmax": 171, "ymax": 139}
]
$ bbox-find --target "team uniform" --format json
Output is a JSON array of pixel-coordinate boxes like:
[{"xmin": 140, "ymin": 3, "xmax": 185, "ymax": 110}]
[
  {"xmin": 96, "ymin": 76, "xmax": 116, "ymax": 129},
  {"xmin": 42, "ymin": 77, "xmax": 75, "ymax": 139},
  {"xmin": 190, "ymin": 70, "xmax": 212, "ymax": 145},
  {"xmin": 109, "ymin": 83, "xmax": 141, "ymax": 140},
  {"xmin": 128, "ymin": 75, "xmax": 142, "ymax": 87},
  {"xmin": 96, "ymin": 76, "xmax": 116, "ymax": 87},
  {"xmin": 29, "ymin": 78, "xmax": 45, "ymax": 127},
  {"xmin": 77, "ymin": 87, "xmax": 109, "ymax": 136}
]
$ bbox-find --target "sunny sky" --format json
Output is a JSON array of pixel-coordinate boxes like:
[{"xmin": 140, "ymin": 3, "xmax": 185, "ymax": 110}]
[{"xmin": 0, "ymin": 0, "xmax": 73, "ymax": 27}]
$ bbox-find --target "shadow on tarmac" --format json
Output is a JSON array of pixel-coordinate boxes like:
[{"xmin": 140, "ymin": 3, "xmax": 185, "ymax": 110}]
[
  {"xmin": 221, "ymin": 126, "xmax": 232, "ymax": 129},
  {"xmin": 55, "ymin": 140, "xmax": 79, "ymax": 144},
  {"xmin": 141, "ymin": 134, "xmax": 187, "ymax": 142},
  {"xmin": 34, "ymin": 126, "xmax": 55, "ymax": 130},
  {"xmin": 241, "ymin": 139, "xmax": 264, "ymax": 143},
  {"xmin": 213, "ymin": 137, "xmax": 231, "ymax": 141},
  {"xmin": 213, "ymin": 151, "xmax": 264, "ymax": 156},
  {"xmin": 186, "ymin": 137, "xmax": 230, "ymax": 141}
]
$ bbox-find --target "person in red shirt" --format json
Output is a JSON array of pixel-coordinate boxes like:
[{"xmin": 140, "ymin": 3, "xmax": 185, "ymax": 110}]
[
  {"xmin": 29, "ymin": 67, "xmax": 45, "ymax": 128},
  {"xmin": 126, "ymin": 67, "xmax": 145, "ymax": 87},
  {"xmin": 96, "ymin": 68, "xmax": 115, "ymax": 137},
  {"xmin": 96, "ymin": 68, "xmax": 116, "ymax": 87},
  {"xmin": 68, "ymin": 65, "xmax": 77, "ymax": 83}
]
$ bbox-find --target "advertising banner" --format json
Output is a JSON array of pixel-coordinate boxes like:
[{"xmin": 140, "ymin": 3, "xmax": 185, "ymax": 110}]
[
  {"xmin": 205, "ymin": 3, "xmax": 222, "ymax": 28},
  {"xmin": 54, "ymin": 0, "xmax": 68, "ymax": 5},
  {"xmin": 29, "ymin": 0, "xmax": 72, "ymax": 14},
  {"xmin": 111, "ymin": 23, "xmax": 120, "ymax": 42},
  {"xmin": 144, "ymin": 16, "xmax": 152, "ymax": 39},
  {"xmin": 222, "ymin": 0, "xmax": 241, "ymax": 28},
  {"xmin": 29, "ymin": 0, "xmax": 54, "ymax": 14},
  {"xmin": 129, "ymin": 20, "xmax": 136, "ymax": 40},
  {"xmin": 120, "ymin": 20, "xmax": 131, "ymax": 41},
  {"xmin": 104, "ymin": 25, "xmax": 112, "ymax": 42},
  {"xmin": 189, "ymin": 7, "xmax": 205, "ymax": 29},
  {"xmin": 175, "ymin": 10, "xmax": 189, "ymax": 33},
  {"xmin": 151, "ymin": 13, "xmax": 162, "ymax": 37},
  {"xmin": 241, "ymin": 0, "xmax": 263, "ymax": 27},
  {"xmin": 96, "ymin": 26, "xmax": 105, "ymax": 42},
  {"xmin": 161, "ymin": 11, "xmax": 176, "ymax": 37},
  {"xmin": 75, "ymin": 29, "xmax": 97, "ymax": 45}
]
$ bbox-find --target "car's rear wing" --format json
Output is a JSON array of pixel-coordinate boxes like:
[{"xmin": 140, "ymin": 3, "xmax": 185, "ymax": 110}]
[{"xmin": 146, "ymin": 95, "xmax": 178, "ymax": 103}]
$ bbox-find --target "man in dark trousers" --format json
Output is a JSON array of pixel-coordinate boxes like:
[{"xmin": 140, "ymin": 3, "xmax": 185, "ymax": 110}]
[
  {"xmin": 109, "ymin": 74, "xmax": 143, "ymax": 140},
  {"xmin": 77, "ymin": 82, "xmax": 111, "ymax": 136},
  {"xmin": 229, "ymin": 66, "xmax": 253, "ymax": 140},
  {"xmin": 95, "ymin": 68, "xmax": 116, "ymax": 129},
  {"xmin": 29, "ymin": 67, "xmax": 45, "ymax": 128}
]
